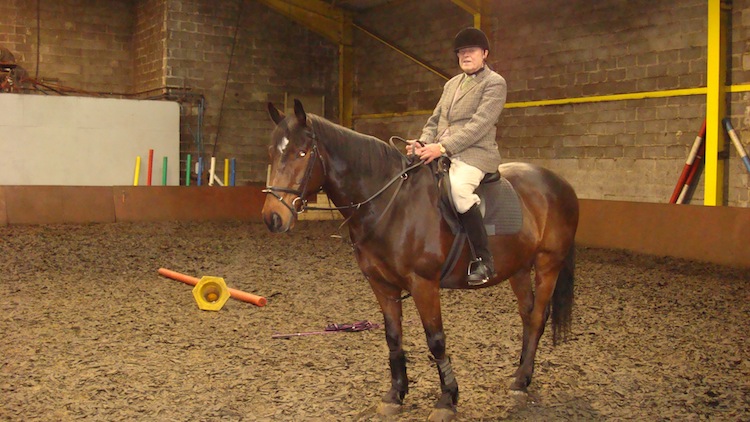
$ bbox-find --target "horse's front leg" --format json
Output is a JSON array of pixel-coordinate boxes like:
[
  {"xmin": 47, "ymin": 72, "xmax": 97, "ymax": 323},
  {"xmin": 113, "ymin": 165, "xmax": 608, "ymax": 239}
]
[
  {"xmin": 411, "ymin": 279, "xmax": 459, "ymax": 421},
  {"xmin": 368, "ymin": 279, "xmax": 408, "ymax": 415}
]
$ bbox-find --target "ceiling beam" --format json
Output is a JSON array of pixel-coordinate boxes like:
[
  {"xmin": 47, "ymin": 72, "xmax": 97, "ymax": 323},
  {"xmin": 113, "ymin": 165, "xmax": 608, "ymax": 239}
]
[
  {"xmin": 257, "ymin": 0, "xmax": 354, "ymax": 126},
  {"xmin": 256, "ymin": 0, "xmax": 350, "ymax": 44},
  {"xmin": 451, "ymin": 0, "xmax": 483, "ymax": 28}
]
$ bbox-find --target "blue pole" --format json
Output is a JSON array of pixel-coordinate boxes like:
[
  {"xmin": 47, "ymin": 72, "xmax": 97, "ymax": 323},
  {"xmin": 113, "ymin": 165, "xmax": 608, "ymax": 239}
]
[
  {"xmin": 197, "ymin": 156, "xmax": 203, "ymax": 186},
  {"xmin": 723, "ymin": 118, "xmax": 750, "ymax": 174},
  {"xmin": 230, "ymin": 158, "xmax": 236, "ymax": 186}
]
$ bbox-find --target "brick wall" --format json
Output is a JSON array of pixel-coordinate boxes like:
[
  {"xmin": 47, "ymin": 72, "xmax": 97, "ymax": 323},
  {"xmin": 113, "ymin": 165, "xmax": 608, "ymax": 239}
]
[
  {"xmin": 163, "ymin": 0, "xmax": 338, "ymax": 184},
  {"xmin": 2, "ymin": 0, "xmax": 748, "ymax": 205},
  {"xmin": 134, "ymin": 0, "xmax": 166, "ymax": 94},
  {"xmin": 1, "ymin": 0, "xmax": 337, "ymax": 186},
  {"xmin": 0, "ymin": 0, "xmax": 31, "ymax": 70},
  {"xmin": 496, "ymin": 0, "xmax": 709, "ymax": 204},
  {"xmin": 727, "ymin": 0, "xmax": 750, "ymax": 206},
  {"xmin": 0, "ymin": 0, "xmax": 134, "ymax": 93},
  {"xmin": 353, "ymin": 0, "xmax": 469, "ymax": 139},
  {"xmin": 353, "ymin": 0, "xmax": 750, "ymax": 207}
]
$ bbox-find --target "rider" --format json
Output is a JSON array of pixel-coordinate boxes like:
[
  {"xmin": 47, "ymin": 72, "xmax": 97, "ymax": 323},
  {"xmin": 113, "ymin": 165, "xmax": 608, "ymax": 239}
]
[{"xmin": 411, "ymin": 27, "xmax": 507, "ymax": 284}]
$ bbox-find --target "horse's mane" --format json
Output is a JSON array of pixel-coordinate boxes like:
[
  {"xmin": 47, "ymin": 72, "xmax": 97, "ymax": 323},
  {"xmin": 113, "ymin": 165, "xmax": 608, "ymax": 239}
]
[{"xmin": 308, "ymin": 114, "xmax": 406, "ymax": 173}]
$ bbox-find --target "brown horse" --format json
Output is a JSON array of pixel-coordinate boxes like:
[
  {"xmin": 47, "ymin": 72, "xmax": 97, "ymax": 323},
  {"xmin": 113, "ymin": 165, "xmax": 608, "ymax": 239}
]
[{"xmin": 262, "ymin": 100, "xmax": 579, "ymax": 421}]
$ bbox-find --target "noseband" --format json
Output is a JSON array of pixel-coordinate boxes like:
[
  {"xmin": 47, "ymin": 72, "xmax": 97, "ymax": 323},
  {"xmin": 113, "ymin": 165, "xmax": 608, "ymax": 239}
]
[{"xmin": 262, "ymin": 130, "xmax": 325, "ymax": 218}]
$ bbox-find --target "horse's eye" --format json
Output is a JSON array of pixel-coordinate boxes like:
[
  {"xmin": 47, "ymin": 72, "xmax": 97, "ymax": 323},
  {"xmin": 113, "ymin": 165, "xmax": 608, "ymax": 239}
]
[{"xmin": 299, "ymin": 151, "xmax": 307, "ymax": 157}]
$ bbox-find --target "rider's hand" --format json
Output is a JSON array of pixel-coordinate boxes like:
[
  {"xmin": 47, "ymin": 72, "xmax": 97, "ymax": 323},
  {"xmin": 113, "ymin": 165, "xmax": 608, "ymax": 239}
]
[
  {"xmin": 414, "ymin": 143, "xmax": 443, "ymax": 164},
  {"xmin": 405, "ymin": 139, "xmax": 418, "ymax": 156}
]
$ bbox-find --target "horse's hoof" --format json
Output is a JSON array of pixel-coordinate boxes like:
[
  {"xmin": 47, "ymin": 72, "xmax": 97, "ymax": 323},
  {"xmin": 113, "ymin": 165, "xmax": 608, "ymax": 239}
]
[
  {"xmin": 509, "ymin": 379, "xmax": 529, "ymax": 394},
  {"xmin": 376, "ymin": 401, "xmax": 402, "ymax": 416},
  {"xmin": 428, "ymin": 407, "xmax": 456, "ymax": 422}
]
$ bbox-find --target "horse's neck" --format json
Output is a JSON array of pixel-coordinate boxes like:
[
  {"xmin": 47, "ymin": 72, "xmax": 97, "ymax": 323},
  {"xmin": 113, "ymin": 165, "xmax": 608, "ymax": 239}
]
[
  {"xmin": 310, "ymin": 116, "xmax": 415, "ymax": 211},
  {"xmin": 323, "ymin": 147, "xmax": 435, "ymax": 213},
  {"xmin": 320, "ymin": 147, "xmax": 405, "ymax": 216},
  {"xmin": 323, "ymin": 163, "xmax": 403, "ymax": 208},
  {"xmin": 329, "ymin": 163, "xmax": 443, "ymax": 247}
]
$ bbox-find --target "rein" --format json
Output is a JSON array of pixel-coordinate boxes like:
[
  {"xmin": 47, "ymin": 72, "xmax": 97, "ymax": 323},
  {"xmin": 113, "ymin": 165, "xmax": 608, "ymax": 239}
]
[
  {"xmin": 264, "ymin": 130, "xmax": 424, "ymax": 218},
  {"xmin": 305, "ymin": 159, "xmax": 423, "ymax": 212}
]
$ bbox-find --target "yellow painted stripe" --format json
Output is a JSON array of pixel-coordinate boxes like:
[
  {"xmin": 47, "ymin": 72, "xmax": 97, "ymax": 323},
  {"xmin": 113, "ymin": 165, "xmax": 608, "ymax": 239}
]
[
  {"xmin": 353, "ymin": 84, "xmax": 747, "ymax": 120},
  {"xmin": 505, "ymin": 87, "xmax": 707, "ymax": 108},
  {"xmin": 728, "ymin": 84, "xmax": 750, "ymax": 93},
  {"xmin": 354, "ymin": 109, "xmax": 434, "ymax": 120}
]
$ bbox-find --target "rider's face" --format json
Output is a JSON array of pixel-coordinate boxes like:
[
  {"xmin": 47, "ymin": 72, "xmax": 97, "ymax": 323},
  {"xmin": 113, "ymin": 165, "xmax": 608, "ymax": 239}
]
[{"xmin": 457, "ymin": 47, "xmax": 487, "ymax": 74}]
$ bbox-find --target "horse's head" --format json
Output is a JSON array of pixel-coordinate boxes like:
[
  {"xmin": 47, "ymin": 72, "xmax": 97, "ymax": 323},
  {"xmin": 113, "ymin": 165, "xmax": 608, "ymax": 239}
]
[{"xmin": 262, "ymin": 99, "xmax": 326, "ymax": 233}]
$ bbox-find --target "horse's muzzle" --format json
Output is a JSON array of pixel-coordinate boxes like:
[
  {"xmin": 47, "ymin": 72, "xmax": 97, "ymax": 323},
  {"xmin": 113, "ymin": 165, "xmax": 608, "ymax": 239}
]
[{"xmin": 262, "ymin": 188, "xmax": 300, "ymax": 233}]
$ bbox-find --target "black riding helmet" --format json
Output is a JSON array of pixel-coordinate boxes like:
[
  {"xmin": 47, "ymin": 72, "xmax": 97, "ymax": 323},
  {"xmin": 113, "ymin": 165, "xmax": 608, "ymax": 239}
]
[{"xmin": 453, "ymin": 27, "xmax": 490, "ymax": 53}]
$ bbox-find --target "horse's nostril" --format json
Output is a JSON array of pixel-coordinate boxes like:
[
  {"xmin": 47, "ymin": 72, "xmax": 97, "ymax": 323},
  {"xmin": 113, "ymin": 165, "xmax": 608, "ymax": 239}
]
[
  {"xmin": 263, "ymin": 211, "xmax": 288, "ymax": 233},
  {"xmin": 263, "ymin": 212, "xmax": 278, "ymax": 232},
  {"xmin": 269, "ymin": 212, "xmax": 284, "ymax": 232}
]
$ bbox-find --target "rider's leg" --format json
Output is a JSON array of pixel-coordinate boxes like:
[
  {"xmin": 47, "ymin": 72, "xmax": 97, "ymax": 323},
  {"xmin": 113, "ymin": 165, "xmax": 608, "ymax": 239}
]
[
  {"xmin": 458, "ymin": 204, "xmax": 495, "ymax": 284},
  {"xmin": 449, "ymin": 160, "xmax": 495, "ymax": 284}
]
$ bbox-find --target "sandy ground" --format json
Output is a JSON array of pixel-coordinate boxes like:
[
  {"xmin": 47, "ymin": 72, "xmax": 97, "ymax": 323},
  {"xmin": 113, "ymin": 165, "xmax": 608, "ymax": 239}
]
[{"xmin": 1, "ymin": 220, "xmax": 748, "ymax": 421}]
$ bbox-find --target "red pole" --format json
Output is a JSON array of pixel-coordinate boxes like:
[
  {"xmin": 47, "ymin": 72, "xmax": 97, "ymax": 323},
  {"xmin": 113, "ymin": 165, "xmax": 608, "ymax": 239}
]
[
  {"xmin": 157, "ymin": 268, "xmax": 267, "ymax": 307},
  {"xmin": 147, "ymin": 149, "xmax": 154, "ymax": 186},
  {"xmin": 670, "ymin": 120, "xmax": 706, "ymax": 203}
]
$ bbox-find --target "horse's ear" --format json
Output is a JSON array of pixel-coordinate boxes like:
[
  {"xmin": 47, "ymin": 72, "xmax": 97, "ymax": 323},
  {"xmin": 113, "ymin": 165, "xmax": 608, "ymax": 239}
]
[
  {"xmin": 293, "ymin": 99, "xmax": 307, "ymax": 127},
  {"xmin": 268, "ymin": 102, "xmax": 284, "ymax": 125}
]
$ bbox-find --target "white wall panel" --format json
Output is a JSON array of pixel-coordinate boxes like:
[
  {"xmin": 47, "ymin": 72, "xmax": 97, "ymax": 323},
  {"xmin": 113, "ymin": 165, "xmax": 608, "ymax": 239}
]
[{"xmin": 0, "ymin": 94, "xmax": 180, "ymax": 186}]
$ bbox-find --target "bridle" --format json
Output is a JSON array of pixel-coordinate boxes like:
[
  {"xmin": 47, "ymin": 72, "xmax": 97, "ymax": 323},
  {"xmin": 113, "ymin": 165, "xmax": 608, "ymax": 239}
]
[
  {"xmin": 262, "ymin": 129, "xmax": 325, "ymax": 218},
  {"xmin": 263, "ymin": 129, "xmax": 424, "ymax": 223}
]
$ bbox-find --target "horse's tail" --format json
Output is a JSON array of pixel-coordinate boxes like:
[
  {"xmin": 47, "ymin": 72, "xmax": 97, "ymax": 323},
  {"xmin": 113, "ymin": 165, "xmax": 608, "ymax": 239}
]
[{"xmin": 551, "ymin": 244, "xmax": 575, "ymax": 346}]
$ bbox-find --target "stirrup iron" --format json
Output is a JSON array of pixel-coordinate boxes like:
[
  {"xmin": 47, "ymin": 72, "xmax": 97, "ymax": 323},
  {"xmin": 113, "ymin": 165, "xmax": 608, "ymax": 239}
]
[{"xmin": 467, "ymin": 257, "xmax": 492, "ymax": 286}]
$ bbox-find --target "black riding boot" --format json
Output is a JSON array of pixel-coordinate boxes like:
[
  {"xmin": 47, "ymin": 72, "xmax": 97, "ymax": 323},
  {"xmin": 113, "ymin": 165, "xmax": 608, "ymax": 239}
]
[{"xmin": 459, "ymin": 204, "xmax": 496, "ymax": 285}]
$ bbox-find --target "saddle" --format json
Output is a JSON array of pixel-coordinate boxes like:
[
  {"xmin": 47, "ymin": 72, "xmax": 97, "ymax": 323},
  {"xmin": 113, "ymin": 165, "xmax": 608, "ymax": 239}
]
[{"xmin": 434, "ymin": 157, "xmax": 523, "ymax": 281}]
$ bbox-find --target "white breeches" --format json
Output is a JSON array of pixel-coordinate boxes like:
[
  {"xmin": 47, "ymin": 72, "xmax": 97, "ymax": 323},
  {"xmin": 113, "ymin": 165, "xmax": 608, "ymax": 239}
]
[{"xmin": 448, "ymin": 158, "xmax": 485, "ymax": 214}]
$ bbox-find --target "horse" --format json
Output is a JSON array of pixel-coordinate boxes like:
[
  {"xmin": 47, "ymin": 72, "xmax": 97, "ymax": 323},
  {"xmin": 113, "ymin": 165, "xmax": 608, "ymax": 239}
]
[{"xmin": 262, "ymin": 99, "xmax": 579, "ymax": 421}]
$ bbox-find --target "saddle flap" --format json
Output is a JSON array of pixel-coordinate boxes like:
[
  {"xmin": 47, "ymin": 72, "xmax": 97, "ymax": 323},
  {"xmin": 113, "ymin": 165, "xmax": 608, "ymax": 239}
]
[
  {"xmin": 476, "ymin": 178, "xmax": 523, "ymax": 236},
  {"xmin": 436, "ymin": 160, "xmax": 522, "ymax": 237}
]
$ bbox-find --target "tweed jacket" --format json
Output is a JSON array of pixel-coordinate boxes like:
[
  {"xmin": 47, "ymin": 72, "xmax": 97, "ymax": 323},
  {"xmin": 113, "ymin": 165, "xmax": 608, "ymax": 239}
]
[{"xmin": 418, "ymin": 65, "xmax": 506, "ymax": 174}]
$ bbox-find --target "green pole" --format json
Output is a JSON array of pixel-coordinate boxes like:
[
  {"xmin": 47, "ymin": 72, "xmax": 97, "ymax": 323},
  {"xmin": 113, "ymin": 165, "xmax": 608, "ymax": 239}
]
[
  {"xmin": 185, "ymin": 154, "xmax": 191, "ymax": 186},
  {"xmin": 162, "ymin": 156, "xmax": 168, "ymax": 186}
]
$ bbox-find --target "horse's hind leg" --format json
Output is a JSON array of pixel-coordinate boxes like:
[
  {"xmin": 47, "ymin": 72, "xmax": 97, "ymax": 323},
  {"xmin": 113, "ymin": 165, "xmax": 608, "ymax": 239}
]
[
  {"xmin": 509, "ymin": 260, "xmax": 561, "ymax": 392},
  {"xmin": 508, "ymin": 269, "xmax": 535, "ymax": 392}
]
